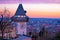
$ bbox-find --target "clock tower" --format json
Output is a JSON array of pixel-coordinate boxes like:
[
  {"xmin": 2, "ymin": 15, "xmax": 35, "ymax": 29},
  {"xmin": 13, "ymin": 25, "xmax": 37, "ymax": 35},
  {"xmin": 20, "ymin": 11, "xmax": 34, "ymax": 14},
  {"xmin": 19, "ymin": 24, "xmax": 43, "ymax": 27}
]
[{"xmin": 11, "ymin": 4, "xmax": 29, "ymax": 35}]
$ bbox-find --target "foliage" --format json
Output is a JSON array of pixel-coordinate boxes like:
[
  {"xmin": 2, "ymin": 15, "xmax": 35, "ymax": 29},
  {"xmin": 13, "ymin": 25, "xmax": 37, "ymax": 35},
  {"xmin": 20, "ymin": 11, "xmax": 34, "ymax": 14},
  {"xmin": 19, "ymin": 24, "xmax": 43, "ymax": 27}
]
[
  {"xmin": 39, "ymin": 26, "xmax": 45, "ymax": 37},
  {"xmin": 53, "ymin": 31, "xmax": 60, "ymax": 40}
]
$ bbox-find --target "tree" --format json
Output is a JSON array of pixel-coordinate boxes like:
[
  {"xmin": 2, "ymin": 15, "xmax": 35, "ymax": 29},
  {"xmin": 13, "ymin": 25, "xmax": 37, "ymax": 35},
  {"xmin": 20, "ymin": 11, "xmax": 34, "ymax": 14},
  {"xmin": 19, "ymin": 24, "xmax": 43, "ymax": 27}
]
[
  {"xmin": 39, "ymin": 26, "xmax": 45, "ymax": 37},
  {"xmin": 0, "ymin": 8, "xmax": 11, "ymax": 40},
  {"xmin": 53, "ymin": 31, "xmax": 60, "ymax": 40}
]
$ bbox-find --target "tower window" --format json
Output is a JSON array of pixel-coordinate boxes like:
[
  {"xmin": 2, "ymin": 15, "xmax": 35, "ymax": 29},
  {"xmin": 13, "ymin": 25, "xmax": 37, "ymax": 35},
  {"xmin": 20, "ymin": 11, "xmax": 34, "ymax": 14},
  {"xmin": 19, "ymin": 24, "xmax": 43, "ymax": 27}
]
[{"xmin": 21, "ymin": 15, "xmax": 24, "ymax": 17}]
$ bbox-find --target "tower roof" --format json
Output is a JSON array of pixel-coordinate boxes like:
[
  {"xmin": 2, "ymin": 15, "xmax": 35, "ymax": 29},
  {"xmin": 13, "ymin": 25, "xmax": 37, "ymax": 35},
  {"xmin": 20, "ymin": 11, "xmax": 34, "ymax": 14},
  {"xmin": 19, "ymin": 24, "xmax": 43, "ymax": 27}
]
[
  {"xmin": 15, "ymin": 4, "xmax": 26, "ymax": 16},
  {"xmin": 11, "ymin": 4, "xmax": 29, "ymax": 22}
]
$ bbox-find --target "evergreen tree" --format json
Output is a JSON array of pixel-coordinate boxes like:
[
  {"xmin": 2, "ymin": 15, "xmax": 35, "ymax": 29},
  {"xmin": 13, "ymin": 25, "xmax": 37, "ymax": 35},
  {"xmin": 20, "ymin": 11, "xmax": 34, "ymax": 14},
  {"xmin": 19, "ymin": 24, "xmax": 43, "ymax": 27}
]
[
  {"xmin": 39, "ymin": 26, "xmax": 45, "ymax": 37},
  {"xmin": 53, "ymin": 32, "xmax": 60, "ymax": 40}
]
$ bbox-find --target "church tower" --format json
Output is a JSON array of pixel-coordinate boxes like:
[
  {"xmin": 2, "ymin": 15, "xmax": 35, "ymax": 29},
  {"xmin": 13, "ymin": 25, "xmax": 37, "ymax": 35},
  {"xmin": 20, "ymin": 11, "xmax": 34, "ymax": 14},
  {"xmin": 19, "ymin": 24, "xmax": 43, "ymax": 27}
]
[{"xmin": 11, "ymin": 4, "xmax": 29, "ymax": 35}]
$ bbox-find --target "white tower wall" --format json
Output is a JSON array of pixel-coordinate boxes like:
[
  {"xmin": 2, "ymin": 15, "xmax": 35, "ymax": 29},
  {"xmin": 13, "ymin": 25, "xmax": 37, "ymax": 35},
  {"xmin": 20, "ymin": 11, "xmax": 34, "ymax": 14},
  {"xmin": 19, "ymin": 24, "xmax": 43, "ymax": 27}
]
[{"xmin": 16, "ymin": 22, "xmax": 27, "ymax": 35}]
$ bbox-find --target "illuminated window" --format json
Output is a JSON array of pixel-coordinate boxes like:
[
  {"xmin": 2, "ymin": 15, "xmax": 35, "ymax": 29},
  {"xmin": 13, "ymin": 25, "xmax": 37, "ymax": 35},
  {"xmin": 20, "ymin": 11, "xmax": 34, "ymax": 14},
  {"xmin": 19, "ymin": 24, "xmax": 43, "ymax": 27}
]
[
  {"xmin": 23, "ymin": 16, "xmax": 26, "ymax": 17},
  {"xmin": 15, "ymin": 15, "xmax": 26, "ymax": 17},
  {"xmin": 21, "ymin": 15, "xmax": 24, "ymax": 17},
  {"xmin": 18, "ymin": 15, "xmax": 20, "ymax": 17}
]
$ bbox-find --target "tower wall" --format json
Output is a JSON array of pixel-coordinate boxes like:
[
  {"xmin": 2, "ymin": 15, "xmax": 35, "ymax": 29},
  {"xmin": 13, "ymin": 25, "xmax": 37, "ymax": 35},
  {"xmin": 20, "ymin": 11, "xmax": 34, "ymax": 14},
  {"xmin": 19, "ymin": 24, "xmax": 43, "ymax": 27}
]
[{"xmin": 16, "ymin": 22, "xmax": 27, "ymax": 35}]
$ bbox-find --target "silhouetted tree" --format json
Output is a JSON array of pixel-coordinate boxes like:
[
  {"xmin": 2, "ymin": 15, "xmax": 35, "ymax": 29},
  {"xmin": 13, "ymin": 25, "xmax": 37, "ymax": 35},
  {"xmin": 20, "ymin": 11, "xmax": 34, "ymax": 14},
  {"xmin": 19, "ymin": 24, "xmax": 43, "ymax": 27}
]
[
  {"xmin": 31, "ymin": 35, "xmax": 37, "ymax": 40},
  {"xmin": 29, "ymin": 32, "xmax": 32, "ymax": 37},
  {"xmin": 39, "ymin": 26, "xmax": 45, "ymax": 37},
  {"xmin": 53, "ymin": 31, "xmax": 60, "ymax": 40},
  {"xmin": 0, "ymin": 8, "xmax": 11, "ymax": 40}
]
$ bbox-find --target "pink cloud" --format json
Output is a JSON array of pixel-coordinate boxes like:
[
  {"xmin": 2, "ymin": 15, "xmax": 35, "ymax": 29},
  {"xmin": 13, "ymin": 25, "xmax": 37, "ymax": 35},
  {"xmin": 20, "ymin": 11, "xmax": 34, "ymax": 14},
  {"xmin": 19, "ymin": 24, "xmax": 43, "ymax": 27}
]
[{"xmin": 0, "ymin": 0, "xmax": 60, "ymax": 4}]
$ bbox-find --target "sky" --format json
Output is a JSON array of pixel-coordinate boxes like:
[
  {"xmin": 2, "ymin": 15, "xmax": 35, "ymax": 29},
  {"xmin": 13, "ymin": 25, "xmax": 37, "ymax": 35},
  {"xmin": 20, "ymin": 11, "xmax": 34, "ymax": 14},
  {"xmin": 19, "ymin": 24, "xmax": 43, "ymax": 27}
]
[
  {"xmin": 0, "ymin": 0, "xmax": 60, "ymax": 3},
  {"xmin": 0, "ymin": 0, "xmax": 60, "ymax": 18}
]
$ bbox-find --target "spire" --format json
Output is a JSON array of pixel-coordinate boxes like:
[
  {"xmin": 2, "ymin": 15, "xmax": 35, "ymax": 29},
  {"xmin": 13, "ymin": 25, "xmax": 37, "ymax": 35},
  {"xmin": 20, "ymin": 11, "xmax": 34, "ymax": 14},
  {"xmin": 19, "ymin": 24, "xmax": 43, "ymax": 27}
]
[{"xmin": 15, "ymin": 4, "xmax": 26, "ymax": 16}]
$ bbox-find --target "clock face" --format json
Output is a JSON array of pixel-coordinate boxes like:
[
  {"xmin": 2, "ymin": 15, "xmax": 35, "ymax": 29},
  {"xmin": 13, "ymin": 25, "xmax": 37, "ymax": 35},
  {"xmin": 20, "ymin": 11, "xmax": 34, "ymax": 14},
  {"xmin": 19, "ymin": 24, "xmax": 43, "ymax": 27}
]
[{"xmin": 20, "ymin": 24, "xmax": 25, "ymax": 29}]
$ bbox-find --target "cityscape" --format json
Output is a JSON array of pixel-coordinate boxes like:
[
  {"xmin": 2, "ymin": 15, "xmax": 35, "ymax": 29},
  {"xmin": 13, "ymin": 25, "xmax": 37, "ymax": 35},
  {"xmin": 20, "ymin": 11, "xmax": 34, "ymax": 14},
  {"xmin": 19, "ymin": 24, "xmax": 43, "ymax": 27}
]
[
  {"xmin": 0, "ymin": 0, "xmax": 60, "ymax": 40},
  {"xmin": 0, "ymin": 4, "xmax": 60, "ymax": 40}
]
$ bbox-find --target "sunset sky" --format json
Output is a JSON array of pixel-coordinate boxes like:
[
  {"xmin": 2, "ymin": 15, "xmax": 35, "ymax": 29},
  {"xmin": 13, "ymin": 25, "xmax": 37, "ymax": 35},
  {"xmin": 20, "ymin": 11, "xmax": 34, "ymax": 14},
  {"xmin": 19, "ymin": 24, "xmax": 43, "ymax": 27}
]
[{"xmin": 0, "ymin": 0, "xmax": 60, "ymax": 18}]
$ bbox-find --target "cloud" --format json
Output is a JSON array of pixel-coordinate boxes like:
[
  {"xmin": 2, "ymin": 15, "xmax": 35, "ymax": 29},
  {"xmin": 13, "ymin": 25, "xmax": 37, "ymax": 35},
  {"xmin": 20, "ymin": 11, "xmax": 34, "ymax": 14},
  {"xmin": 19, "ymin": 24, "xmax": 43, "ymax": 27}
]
[{"xmin": 0, "ymin": 0, "xmax": 60, "ymax": 3}]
